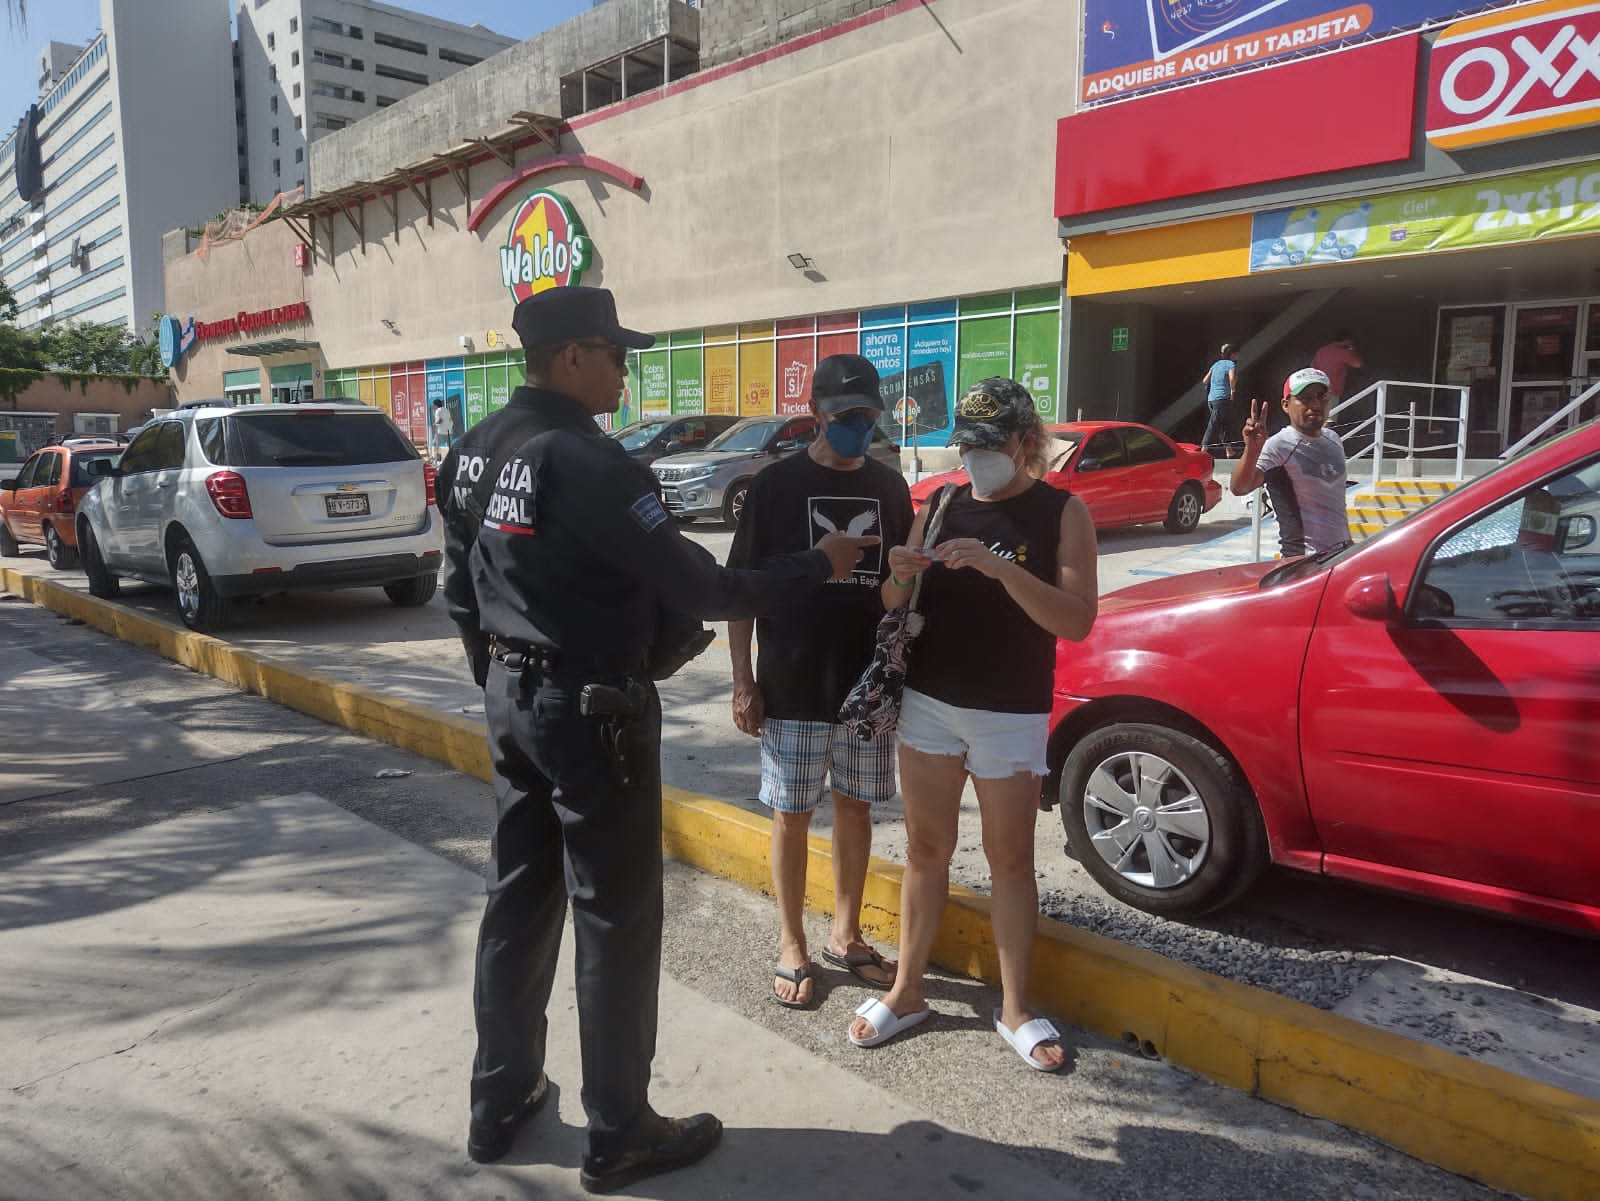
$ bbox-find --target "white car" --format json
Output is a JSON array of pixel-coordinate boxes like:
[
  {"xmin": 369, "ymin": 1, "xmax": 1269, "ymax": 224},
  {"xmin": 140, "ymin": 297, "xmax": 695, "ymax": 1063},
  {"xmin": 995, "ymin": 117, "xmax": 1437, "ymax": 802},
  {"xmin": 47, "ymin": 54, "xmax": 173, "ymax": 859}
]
[{"xmin": 76, "ymin": 402, "xmax": 443, "ymax": 631}]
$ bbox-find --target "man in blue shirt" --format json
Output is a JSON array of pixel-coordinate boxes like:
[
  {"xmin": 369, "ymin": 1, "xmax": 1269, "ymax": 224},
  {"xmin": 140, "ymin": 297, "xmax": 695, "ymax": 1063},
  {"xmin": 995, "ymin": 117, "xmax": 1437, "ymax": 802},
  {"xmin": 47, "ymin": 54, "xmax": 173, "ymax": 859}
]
[{"xmin": 1201, "ymin": 343, "xmax": 1238, "ymax": 457}]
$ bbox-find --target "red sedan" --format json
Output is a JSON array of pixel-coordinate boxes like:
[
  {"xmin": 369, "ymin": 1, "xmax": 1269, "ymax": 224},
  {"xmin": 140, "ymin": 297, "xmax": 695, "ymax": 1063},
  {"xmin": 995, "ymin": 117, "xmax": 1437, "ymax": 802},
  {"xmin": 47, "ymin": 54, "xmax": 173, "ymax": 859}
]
[
  {"xmin": 909, "ymin": 421, "xmax": 1222, "ymax": 533},
  {"xmin": 1046, "ymin": 418, "xmax": 1600, "ymax": 934}
]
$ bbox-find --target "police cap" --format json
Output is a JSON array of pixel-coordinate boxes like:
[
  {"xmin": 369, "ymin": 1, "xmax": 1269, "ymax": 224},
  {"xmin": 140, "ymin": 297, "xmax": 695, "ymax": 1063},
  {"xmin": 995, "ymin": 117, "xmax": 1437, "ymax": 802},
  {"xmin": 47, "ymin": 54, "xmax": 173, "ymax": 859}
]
[{"xmin": 511, "ymin": 285, "xmax": 655, "ymax": 351}]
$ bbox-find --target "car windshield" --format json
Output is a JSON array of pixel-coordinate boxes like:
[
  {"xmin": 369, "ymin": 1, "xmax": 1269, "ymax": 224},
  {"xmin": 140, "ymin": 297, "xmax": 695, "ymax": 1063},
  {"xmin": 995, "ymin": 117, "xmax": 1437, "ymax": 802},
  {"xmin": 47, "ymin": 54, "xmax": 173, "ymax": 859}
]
[
  {"xmin": 1258, "ymin": 421, "xmax": 1600, "ymax": 588},
  {"xmin": 69, "ymin": 451, "xmax": 122, "ymax": 487},
  {"xmin": 1045, "ymin": 432, "xmax": 1084, "ymax": 471},
  {"xmin": 614, "ymin": 421, "xmax": 670, "ymax": 451},
  {"xmin": 707, "ymin": 418, "xmax": 786, "ymax": 453},
  {"xmin": 219, "ymin": 411, "xmax": 416, "ymax": 467}
]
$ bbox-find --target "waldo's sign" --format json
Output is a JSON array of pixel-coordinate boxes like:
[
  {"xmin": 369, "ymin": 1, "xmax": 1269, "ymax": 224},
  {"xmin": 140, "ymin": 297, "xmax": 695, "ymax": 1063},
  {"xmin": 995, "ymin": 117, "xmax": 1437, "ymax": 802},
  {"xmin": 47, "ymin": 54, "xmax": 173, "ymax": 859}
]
[
  {"xmin": 1426, "ymin": 0, "xmax": 1600, "ymax": 149},
  {"xmin": 500, "ymin": 190, "xmax": 592, "ymax": 301}
]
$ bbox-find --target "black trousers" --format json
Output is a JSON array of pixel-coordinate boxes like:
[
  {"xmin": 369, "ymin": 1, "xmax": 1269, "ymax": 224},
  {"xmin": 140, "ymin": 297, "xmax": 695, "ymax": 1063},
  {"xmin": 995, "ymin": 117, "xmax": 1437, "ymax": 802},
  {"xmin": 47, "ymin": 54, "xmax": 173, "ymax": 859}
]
[{"xmin": 472, "ymin": 658, "xmax": 664, "ymax": 1156}]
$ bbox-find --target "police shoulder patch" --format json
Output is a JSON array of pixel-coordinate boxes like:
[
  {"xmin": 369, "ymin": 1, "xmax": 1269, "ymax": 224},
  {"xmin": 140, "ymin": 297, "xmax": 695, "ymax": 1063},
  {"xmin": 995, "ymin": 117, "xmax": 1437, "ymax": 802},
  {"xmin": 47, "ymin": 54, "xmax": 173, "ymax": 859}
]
[{"xmin": 629, "ymin": 491, "xmax": 670, "ymax": 533}]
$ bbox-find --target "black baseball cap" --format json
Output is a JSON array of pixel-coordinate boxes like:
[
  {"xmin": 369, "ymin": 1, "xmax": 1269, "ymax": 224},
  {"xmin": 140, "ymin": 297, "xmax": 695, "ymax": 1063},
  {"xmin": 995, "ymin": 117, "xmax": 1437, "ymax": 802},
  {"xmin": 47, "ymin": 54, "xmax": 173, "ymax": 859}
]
[
  {"xmin": 949, "ymin": 377, "xmax": 1036, "ymax": 449},
  {"xmin": 811, "ymin": 353, "xmax": 884, "ymax": 415},
  {"xmin": 511, "ymin": 285, "xmax": 654, "ymax": 350}
]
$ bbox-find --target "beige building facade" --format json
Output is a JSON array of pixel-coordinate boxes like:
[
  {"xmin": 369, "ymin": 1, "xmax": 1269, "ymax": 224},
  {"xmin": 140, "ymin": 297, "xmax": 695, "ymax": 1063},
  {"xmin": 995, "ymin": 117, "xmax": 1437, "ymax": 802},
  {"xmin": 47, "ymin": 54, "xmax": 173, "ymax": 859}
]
[{"xmin": 164, "ymin": 0, "xmax": 1077, "ymax": 450}]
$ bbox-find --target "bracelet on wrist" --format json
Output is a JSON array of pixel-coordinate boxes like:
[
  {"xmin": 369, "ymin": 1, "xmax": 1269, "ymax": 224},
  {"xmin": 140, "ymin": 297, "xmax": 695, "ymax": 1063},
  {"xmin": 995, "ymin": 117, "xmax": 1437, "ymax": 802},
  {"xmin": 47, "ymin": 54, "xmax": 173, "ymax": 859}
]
[{"xmin": 890, "ymin": 574, "xmax": 911, "ymax": 587}]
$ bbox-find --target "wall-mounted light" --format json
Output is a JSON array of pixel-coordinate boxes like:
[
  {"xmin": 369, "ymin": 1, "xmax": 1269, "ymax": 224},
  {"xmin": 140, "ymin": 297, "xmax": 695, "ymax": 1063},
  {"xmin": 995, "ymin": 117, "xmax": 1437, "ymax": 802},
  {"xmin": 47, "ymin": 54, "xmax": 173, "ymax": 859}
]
[
  {"xmin": 380, "ymin": 318, "xmax": 399, "ymax": 333},
  {"xmin": 459, "ymin": 334, "xmax": 474, "ymax": 351},
  {"xmin": 787, "ymin": 252, "xmax": 814, "ymax": 270}
]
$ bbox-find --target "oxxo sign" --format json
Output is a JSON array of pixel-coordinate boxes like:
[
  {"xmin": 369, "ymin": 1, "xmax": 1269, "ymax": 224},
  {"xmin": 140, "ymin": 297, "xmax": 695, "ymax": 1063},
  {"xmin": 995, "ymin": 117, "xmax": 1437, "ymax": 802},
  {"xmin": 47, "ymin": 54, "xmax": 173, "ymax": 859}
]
[
  {"xmin": 500, "ymin": 190, "xmax": 593, "ymax": 301},
  {"xmin": 1426, "ymin": 0, "xmax": 1600, "ymax": 150}
]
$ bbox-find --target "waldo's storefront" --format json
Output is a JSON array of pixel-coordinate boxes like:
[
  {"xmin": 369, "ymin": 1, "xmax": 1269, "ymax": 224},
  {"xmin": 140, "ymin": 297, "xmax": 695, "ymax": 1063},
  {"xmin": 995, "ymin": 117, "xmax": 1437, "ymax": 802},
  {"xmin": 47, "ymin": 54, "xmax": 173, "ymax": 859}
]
[
  {"xmin": 163, "ymin": 0, "xmax": 1076, "ymax": 456},
  {"xmin": 1055, "ymin": 0, "xmax": 1600, "ymax": 457}
]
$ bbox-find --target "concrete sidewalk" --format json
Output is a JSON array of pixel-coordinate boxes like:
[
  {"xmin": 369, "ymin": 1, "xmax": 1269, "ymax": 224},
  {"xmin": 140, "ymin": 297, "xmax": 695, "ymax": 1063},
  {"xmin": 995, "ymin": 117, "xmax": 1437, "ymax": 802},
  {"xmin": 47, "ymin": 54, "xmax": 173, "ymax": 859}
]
[{"xmin": 0, "ymin": 794, "xmax": 1078, "ymax": 1201}]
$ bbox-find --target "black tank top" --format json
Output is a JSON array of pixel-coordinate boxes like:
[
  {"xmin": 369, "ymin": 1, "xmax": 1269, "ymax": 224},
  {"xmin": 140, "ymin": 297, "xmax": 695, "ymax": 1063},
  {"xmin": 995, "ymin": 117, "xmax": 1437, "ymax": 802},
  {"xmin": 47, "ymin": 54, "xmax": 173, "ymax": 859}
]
[{"xmin": 905, "ymin": 480, "xmax": 1070, "ymax": 714}]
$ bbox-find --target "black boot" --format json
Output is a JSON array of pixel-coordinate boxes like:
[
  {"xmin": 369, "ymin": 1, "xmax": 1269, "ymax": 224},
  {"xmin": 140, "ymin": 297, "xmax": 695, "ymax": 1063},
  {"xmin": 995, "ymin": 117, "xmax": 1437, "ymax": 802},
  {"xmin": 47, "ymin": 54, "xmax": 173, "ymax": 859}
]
[
  {"xmin": 579, "ymin": 1112, "xmax": 723, "ymax": 1194},
  {"xmin": 466, "ymin": 1073, "xmax": 550, "ymax": 1164}
]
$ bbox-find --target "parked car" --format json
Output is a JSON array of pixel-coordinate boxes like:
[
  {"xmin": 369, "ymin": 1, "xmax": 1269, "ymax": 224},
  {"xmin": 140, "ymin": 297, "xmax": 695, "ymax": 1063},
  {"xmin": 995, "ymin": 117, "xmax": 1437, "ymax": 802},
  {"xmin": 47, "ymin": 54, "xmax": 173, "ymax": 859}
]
[
  {"xmin": 76, "ymin": 402, "xmax": 443, "ymax": 632},
  {"xmin": 0, "ymin": 440, "xmax": 124, "ymax": 569},
  {"xmin": 652, "ymin": 413, "xmax": 900, "ymax": 525},
  {"xmin": 1045, "ymin": 418, "xmax": 1600, "ymax": 934},
  {"xmin": 610, "ymin": 415, "xmax": 741, "ymax": 466},
  {"xmin": 909, "ymin": 421, "xmax": 1221, "ymax": 534}
]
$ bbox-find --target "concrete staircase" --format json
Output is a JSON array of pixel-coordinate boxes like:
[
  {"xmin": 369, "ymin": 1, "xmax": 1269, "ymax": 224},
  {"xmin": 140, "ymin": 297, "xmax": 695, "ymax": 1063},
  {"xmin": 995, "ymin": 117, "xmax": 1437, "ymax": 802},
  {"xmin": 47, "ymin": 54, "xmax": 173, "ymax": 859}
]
[{"xmin": 1347, "ymin": 478, "xmax": 1462, "ymax": 541}]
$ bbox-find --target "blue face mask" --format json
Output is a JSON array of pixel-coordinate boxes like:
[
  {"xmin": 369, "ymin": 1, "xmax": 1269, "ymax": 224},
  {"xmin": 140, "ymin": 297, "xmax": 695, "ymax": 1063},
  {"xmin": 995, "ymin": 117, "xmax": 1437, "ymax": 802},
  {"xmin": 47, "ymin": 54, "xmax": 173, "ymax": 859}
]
[{"xmin": 824, "ymin": 411, "xmax": 876, "ymax": 459}]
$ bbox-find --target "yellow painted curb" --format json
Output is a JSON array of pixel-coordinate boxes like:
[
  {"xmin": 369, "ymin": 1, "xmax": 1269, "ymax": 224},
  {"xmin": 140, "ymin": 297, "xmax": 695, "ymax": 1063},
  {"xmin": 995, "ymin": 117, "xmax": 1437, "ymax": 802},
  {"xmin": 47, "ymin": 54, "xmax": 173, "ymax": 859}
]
[{"xmin": 6, "ymin": 565, "xmax": 1598, "ymax": 1201}]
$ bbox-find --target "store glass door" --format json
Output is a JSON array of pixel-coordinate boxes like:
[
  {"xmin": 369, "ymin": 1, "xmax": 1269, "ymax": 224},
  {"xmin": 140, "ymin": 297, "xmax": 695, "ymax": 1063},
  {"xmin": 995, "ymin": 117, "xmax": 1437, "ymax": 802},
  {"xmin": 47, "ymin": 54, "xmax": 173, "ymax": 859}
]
[
  {"xmin": 1583, "ymin": 301, "xmax": 1600, "ymax": 423},
  {"xmin": 1507, "ymin": 304, "xmax": 1578, "ymax": 445},
  {"xmin": 1435, "ymin": 306, "xmax": 1506, "ymax": 459}
]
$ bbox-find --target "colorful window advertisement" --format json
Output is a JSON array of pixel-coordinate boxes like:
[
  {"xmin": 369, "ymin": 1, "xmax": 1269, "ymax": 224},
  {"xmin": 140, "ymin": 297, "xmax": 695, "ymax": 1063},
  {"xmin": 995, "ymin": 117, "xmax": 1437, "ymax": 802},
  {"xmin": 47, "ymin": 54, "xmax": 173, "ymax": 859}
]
[
  {"xmin": 739, "ymin": 324, "xmax": 776, "ymax": 416},
  {"xmin": 638, "ymin": 350, "xmax": 672, "ymax": 416},
  {"xmin": 776, "ymin": 318, "xmax": 816, "ymax": 416},
  {"xmin": 444, "ymin": 359, "xmax": 467, "ymax": 437},
  {"xmin": 704, "ymin": 339, "xmax": 738, "ymax": 417},
  {"xmin": 318, "ymin": 290, "xmax": 1059, "ymax": 445}
]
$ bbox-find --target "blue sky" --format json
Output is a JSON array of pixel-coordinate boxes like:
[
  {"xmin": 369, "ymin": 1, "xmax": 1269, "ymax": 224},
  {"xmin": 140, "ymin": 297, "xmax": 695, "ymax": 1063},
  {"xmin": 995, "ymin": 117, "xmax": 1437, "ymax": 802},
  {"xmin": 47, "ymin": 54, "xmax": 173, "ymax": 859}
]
[{"xmin": 1, "ymin": 1, "xmax": 595, "ymax": 129}]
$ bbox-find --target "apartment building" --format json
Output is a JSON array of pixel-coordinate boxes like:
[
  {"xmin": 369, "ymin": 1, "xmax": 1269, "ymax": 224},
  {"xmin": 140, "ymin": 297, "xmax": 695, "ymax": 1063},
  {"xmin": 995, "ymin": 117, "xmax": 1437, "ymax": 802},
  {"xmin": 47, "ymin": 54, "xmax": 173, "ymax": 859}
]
[
  {"xmin": 235, "ymin": 0, "xmax": 516, "ymax": 204},
  {"xmin": 0, "ymin": 0, "xmax": 237, "ymax": 333}
]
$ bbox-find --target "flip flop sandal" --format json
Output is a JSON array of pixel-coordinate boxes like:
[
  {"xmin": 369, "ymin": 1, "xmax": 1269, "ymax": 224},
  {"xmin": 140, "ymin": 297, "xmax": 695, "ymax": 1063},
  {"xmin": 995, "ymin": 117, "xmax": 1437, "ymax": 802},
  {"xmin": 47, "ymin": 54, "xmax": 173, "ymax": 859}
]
[
  {"xmin": 994, "ymin": 1009, "xmax": 1066, "ymax": 1073},
  {"xmin": 821, "ymin": 945, "xmax": 895, "ymax": 988},
  {"xmin": 771, "ymin": 962, "xmax": 817, "ymax": 1010},
  {"xmin": 848, "ymin": 998, "xmax": 930, "ymax": 1048}
]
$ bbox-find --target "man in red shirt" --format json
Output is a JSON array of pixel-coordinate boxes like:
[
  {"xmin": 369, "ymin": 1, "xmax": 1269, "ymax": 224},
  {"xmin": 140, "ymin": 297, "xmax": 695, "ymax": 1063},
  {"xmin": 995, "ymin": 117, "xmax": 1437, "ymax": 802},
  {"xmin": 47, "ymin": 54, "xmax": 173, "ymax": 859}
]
[{"xmin": 1310, "ymin": 330, "xmax": 1363, "ymax": 401}]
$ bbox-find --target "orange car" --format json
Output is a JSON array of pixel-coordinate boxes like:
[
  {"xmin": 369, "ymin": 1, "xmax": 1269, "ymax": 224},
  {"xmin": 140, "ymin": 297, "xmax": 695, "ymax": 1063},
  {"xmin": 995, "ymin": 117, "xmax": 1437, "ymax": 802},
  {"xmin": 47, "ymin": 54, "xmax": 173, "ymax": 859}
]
[{"xmin": 0, "ymin": 440, "xmax": 124, "ymax": 569}]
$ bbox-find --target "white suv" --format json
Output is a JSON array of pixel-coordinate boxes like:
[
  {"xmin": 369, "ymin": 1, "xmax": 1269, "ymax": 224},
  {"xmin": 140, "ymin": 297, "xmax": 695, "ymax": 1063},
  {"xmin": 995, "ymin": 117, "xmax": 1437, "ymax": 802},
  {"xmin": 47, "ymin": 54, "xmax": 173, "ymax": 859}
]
[{"xmin": 76, "ymin": 402, "xmax": 443, "ymax": 631}]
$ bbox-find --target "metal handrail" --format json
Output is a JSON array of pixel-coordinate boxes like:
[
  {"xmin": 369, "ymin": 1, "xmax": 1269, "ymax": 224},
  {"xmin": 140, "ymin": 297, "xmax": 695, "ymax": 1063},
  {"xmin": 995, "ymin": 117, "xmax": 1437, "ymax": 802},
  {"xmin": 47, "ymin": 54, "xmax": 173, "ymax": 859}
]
[
  {"xmin": 1247, "ymin": 378, "xmax": 1470, "ymax": 560},
  {"xmin": 1328, "ymin": 380, "xmax": 1471, "ymax": 488},
  {"xmin": 1500, "ymin": 377, "xmax": 1600, "ymax": 460}
]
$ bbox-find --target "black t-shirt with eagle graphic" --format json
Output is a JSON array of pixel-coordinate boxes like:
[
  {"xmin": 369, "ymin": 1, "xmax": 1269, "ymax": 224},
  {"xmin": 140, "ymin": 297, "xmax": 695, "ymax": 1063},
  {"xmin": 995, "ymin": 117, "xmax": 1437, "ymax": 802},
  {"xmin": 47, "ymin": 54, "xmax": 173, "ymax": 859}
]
[{"xmin": 727, "ymin": 451, "xmax": 913, "ymax": 722}]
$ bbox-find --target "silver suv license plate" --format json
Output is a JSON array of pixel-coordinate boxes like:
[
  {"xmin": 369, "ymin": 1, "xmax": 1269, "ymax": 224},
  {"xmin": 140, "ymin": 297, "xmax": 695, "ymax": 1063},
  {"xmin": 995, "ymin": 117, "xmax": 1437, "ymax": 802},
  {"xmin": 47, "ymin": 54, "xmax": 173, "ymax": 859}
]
[{"xmin": 326, "ymin": 493, "xmax": 370, "ymax": 517}]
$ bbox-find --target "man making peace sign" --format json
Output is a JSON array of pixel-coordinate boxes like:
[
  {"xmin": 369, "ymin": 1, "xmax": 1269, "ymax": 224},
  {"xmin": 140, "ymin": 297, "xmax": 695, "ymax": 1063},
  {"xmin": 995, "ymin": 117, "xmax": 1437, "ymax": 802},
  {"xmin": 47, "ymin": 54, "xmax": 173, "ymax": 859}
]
[{"xmin": 1229, "ymin": 368, "xmax": 1351, "ymax": 558}]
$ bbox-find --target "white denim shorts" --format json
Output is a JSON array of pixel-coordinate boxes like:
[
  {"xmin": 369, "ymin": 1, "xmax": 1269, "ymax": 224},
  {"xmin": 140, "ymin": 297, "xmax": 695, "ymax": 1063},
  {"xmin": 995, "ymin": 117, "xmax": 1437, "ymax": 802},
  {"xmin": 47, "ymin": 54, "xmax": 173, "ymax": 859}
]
[{"xmin": 897, "ymin": 688, "xmax": 1050, "ymax": 779}]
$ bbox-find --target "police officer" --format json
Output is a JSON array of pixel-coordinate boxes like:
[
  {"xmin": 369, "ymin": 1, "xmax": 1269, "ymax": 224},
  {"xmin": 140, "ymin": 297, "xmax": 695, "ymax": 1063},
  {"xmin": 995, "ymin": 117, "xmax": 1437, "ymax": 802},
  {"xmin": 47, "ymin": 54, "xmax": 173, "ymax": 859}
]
[{"xmin": 442, "ymin": 285, "xmax": 876, "ymax": 1192}]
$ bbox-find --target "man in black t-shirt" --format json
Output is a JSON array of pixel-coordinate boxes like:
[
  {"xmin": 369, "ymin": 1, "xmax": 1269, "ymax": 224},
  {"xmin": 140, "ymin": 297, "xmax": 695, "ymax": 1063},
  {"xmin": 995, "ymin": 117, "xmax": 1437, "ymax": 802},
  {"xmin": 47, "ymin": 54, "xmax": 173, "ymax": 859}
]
[{"xmin": 727, "ymin": 355, "xmax": 914, "ymax": 1010}]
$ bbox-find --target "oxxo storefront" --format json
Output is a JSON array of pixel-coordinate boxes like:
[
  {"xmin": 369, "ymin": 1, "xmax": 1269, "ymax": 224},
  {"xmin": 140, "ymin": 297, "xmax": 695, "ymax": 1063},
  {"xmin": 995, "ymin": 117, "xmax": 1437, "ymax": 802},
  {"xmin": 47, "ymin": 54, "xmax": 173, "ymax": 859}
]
[
  {"xmin": 1055, "ymin": 0, "xmax": 1600, "ymax": 457},
  {"xmin": 163, "ymin": 0, "xmax": 1077, "ymax": 457}
]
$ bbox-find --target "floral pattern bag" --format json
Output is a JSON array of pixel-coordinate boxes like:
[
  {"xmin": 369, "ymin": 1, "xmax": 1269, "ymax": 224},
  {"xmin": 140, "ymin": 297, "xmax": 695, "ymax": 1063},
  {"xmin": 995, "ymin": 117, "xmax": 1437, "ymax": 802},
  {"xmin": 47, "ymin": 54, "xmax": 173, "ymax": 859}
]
[{"xmin": 838, "ymin": 484, "xmax": 956, "ymax": 741}]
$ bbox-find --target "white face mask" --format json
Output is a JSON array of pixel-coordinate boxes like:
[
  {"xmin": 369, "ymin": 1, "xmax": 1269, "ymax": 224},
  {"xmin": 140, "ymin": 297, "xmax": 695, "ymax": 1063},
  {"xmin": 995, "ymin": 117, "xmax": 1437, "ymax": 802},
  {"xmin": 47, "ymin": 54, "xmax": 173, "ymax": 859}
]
[{"xmin": 962, "ymin": 447, "xmax": 1021, "ymax": 497}]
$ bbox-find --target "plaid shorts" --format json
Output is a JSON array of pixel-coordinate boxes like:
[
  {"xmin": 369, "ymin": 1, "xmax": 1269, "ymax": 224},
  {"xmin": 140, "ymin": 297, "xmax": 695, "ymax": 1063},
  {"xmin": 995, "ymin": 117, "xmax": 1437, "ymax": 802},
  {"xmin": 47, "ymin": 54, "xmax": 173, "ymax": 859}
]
[{"xmin": 759, "ymin": 719, "xmax": 897, "ymax": 814}]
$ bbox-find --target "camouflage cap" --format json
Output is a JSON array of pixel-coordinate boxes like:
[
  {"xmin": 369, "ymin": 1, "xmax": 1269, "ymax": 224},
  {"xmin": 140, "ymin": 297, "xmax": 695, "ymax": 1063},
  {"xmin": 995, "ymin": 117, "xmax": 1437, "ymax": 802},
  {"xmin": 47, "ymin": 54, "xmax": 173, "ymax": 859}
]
[{"xmin": 948, "ymin": 377, "xmax": 1037, "ymax": 450}]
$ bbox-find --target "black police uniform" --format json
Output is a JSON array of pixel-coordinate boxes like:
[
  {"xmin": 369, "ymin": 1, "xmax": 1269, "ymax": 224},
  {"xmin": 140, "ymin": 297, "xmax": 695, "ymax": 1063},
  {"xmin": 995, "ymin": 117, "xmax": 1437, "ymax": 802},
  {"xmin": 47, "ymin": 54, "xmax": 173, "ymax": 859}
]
[{"xmin": 444, "ymin": 384, "xmax": 830, "ymax": 1160}]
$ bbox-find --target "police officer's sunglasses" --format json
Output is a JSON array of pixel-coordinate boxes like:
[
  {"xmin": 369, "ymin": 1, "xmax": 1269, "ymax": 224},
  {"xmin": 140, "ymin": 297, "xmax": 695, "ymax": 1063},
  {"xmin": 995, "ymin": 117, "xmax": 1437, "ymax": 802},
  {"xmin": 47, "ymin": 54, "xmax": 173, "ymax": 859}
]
[{"xmin": 571, "ymin": 339, "xmax": 628, "ymax": 368}]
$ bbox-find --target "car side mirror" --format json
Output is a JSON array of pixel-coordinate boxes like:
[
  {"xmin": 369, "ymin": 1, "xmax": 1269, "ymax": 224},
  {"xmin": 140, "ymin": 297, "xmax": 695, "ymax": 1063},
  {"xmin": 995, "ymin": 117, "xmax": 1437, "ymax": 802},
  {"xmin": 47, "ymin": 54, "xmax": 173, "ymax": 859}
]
[
  {"xmin": 662, "ymin": 440, "xmax": 684, "ymax": 455},
  {"xmin": 1560, "ymin": 513, "xmax": 1597, "ymax": 552},
  {"xmin": 0, "ymin": 478, "xmax": 16, "ymax": 490},
  {"xmin": 772, "ymin": 438, "xmax": 802, "ymax": 453},
  {"xmin": 1343, "ymin": 572, "xmax": 1395, "ymax": 621},
  {"xmin": 1077, "ymin": 457, "xmax": 1100, "ymax": 473}
]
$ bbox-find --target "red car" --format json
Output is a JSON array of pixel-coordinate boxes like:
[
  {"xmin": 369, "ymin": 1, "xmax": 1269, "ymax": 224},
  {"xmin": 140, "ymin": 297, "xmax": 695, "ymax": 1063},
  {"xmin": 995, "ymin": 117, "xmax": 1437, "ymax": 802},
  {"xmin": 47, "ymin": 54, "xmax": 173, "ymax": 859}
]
[
  {"xmin": 1046, "ymin": 418, "xmax": 1600, "ymax": 934},
  {"xmin": 908, "ymin": 421, "xmax": 1222, "ymax": 533},
  {"xmin": 0, "ymin": 440, "xmax": 124, "ymax": 570}
]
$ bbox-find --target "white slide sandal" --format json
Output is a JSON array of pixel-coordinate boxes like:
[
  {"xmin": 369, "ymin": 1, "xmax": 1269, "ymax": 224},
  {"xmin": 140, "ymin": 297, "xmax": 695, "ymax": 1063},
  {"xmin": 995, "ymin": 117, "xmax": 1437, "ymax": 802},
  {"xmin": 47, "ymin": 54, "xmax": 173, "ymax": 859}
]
[
  {"xmin": 994, "ymin": 1008, "xmax": 1066, "ymax": 1072},
  {"xmin": 849, "ymin": 998, "xmax": 930, "ymax": 1048}
]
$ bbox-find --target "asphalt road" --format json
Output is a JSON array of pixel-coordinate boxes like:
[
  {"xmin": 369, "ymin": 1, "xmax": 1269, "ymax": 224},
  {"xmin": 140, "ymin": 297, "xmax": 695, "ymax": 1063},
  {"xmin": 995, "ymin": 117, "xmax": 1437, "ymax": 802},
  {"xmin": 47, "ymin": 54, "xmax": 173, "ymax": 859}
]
[{"xmin": 0, "ymin": 597, "xmax": 1520, "ymax": 1201}]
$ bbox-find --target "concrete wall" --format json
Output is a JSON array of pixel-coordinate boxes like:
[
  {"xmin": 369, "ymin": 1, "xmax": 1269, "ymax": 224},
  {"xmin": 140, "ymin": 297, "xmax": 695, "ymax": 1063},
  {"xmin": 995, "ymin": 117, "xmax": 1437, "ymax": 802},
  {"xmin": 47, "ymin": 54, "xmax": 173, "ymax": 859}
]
[
  {"xmin": 164, "ymin": 220, "xmax": 318, "ymax": 402},
  {"xmin": 0, "ymin": 376, "xmax": 172, "ymax": 456},
  {"xmin": 700, "ymin": 0, "xmax": 898, "ymax": 66},
  {"xmin": 222, "ymin": 0, "xmax": 1072, "ymax": 376},
  {"xmin": 105, "ymin": 0, "xmax": 238, "ymax": 333},
  {"xmin": 308, "ymin": 0, "xmax": 699, "ymax": 197}
]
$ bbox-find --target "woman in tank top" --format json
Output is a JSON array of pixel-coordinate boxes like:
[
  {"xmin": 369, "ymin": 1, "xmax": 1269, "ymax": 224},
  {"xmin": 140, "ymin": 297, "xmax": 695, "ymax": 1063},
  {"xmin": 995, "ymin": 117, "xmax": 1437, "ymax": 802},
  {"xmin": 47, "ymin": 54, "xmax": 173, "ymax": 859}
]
[{"xmin": 846, "ymin": 378, "xmax": 1098, "ymax": 1072}]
